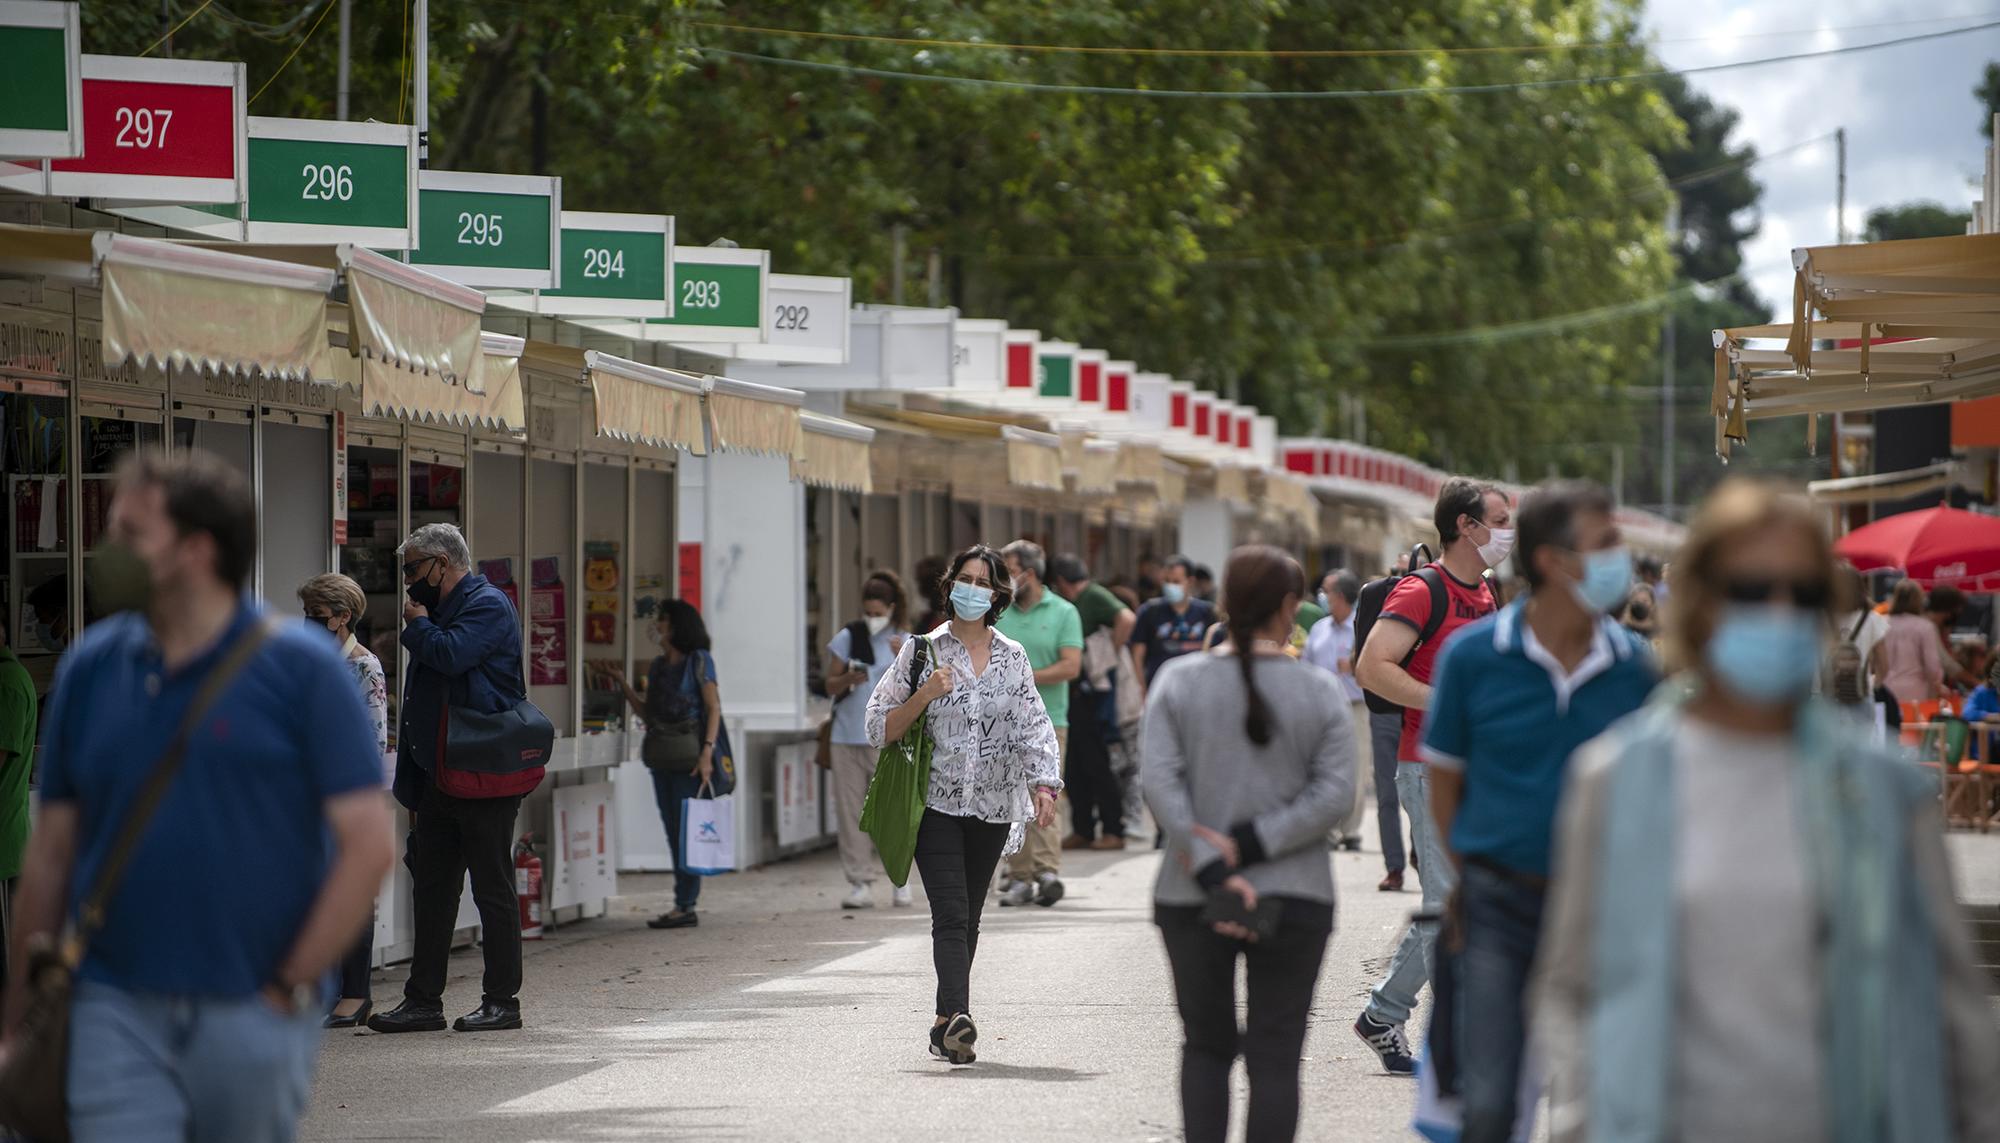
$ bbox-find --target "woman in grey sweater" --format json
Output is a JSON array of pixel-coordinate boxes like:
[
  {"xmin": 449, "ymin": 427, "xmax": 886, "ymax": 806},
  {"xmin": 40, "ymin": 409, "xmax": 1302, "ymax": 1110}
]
[{"xmin": 1142, "ymin": 545, "xmax": 1357, "ymax": 1143}]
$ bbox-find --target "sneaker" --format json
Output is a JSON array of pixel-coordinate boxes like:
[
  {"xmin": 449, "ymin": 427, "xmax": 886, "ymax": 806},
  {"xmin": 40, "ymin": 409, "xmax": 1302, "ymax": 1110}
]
[
  {"xmin": 998, "ymin": 879, "xmax": 1035, "ymax": 907},
  {"xmin": 841, "ymin": 884, "xmax": 874, "ymax": 910},
  {"xmin": 892, "ymin": 885, "xmax": 914, "ymax": 908},
  {"xmin": 940, "ymin": 1012, "xmax": 978, "ymax": 1064},
  {"xmin": 1034, "ymin": 873, "xmax": 1065, "ymax": 907},
  {"xmin": 929, "ymin": 1021, "xmax": 948, "ymax": 1060},
  {"xmin": 1354, "ymin": 1012, "xmax": 1416, "ymax": 1075},
  {"xmin": 1339, "ymin": 836, "xmax": 1363, "ymax": 852}
]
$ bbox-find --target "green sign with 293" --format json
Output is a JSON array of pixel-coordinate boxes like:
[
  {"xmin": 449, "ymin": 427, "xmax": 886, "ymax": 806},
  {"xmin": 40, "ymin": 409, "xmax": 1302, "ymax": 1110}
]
[
  {"xmin": 656, "ymin": 262, "xmax": 761, "ymax": 329},
  {"xmin": 247, "ymin": 136, "xmax": 407, "ymax": 229},
  {"xmin": 408, "ymin": 188, "xmax": 553, "ymax": 272}
]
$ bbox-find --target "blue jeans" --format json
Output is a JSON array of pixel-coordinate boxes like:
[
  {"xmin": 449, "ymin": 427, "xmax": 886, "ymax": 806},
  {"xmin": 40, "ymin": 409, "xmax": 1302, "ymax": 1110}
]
[
  {"xmin": 1369, "ymin": 711, "xmax": 1406, "ymax": 873},
  {"xmin": 1364, "ymin": 762, "xmax": 1455, "ymax": 1027},
  {"xmin": 652, "ymin": 768, "xmax": 707, "ymax": 910},
  {"xmin": 1457, "ymin": 861, "xmax": 1548, "ymax": 1143},
  {"xmin": 68, "ymin": 979, "xmax": 324, "ymax": 1143}
]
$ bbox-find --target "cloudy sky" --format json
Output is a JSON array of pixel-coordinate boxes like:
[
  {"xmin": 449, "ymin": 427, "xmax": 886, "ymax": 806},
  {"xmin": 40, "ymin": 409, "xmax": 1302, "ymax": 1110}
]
[{"xmin": 1641, "ymin": 4, "xmax": 1998, "ymax": 313}]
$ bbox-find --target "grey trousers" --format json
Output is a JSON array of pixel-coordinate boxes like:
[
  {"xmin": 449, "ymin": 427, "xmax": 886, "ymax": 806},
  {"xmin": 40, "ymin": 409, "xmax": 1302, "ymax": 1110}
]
[{"xmin": 1370, "ymin": 710, "xmax": 1407, "ymax": 873}]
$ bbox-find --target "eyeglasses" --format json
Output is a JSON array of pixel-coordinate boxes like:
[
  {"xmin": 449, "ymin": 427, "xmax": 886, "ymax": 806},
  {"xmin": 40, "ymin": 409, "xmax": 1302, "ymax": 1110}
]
[
  {"xmin": 304, "ymin": 611, "xmax": 338, "ymax": 623},
  {"xmin": 401, "ymin": 556, "xmax": 435, "ymax": 579},
  {"xmin": 1722, "ymin": 575, "xmax": 1831, "ymax": 609}
]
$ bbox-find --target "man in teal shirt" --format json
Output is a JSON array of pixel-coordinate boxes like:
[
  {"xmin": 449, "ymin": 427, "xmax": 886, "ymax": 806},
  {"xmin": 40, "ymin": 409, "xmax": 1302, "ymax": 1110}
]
[
  {"xmin": 0, "ymin": 603, "xmax": 37, "ymax": 1016},
  {"xmin": 996, "ymin": 540, "xmax": 1082, "ymax": 907}
]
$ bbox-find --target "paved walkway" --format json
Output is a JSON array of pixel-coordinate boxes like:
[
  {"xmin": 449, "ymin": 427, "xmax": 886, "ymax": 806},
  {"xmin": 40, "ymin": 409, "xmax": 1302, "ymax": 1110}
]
[{"xmin": 302, "ymin": 823, "xmax": 2000, "ymax": 1142}]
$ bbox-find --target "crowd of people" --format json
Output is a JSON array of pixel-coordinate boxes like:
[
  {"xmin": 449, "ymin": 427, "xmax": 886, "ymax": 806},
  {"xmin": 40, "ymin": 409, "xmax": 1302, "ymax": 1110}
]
[{"xmin": 0, "ymin": 447, "xmax": 1996, "ymax": 1143}]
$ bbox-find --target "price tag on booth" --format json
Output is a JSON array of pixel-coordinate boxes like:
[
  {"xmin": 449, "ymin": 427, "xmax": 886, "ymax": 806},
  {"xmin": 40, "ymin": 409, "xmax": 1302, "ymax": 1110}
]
[
  {"xmin": 405, "ymin": 169, "xmax": 562, "ymax": 290},
  {"xmin": 539, "ymin": 211, "xmax": 674, "ymax": 318},
  {"xmin": 0, "ymin": 1, "xmax": 82, "ymax": 159},
  {"xmin": 645, "ymin": 246, "xmax": 769, "ymax": 343},
  {"xmin": 45, "ymin": 55, "xmax": 244, "ymax": 204}
]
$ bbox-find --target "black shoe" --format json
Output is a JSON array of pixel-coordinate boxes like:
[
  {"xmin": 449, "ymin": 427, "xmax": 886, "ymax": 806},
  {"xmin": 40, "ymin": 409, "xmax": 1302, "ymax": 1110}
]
[
  {"xmin": 647, "ymin": 909, "xmax": 698, "ymax": 929},
  {"xmin": 1340, "ymin": 836, "xmax": 1363, "ymax": 852},
  {"xmin": 367, "ymin": 1000, "xmax": 446, "ymax": 1034},
  {"xmin": 1354, "ymin": 1012, "xmax": 1416, "ymax": 1075},
  {"xmin": 1034, "ymin": 877, "xmax": 1065, "ymax": 907},
  {"xmin": 323, "ymin": 999, "xmax": 372, "ymax": 1029},
  {"xmin": 454, "ymin": 1001, "xmax": 523, "ymax": 1032},
  {"xmin": 928, "ymin": 1021, "xmax": 948, "ymax": 1060},
  {"xmin": 940, "ymin": 1012, "xmax": 978, "ymax": 1064}
]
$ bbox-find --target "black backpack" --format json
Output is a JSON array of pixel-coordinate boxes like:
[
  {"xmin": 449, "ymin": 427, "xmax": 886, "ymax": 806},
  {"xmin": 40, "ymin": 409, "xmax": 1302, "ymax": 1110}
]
[{"xmin": 1353, "ymin": 543, "xmax": 1480, "ymax": 716}]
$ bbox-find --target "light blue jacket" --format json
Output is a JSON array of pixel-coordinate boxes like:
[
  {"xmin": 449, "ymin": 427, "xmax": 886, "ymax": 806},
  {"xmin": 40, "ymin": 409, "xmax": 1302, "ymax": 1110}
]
[{"xmin": 1534, "ymin": 692, "xmax": 2000, "ymax": 1143}]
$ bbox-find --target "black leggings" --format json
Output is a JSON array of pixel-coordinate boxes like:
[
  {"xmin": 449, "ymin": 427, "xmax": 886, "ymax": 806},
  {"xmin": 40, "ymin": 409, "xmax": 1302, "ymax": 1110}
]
[
  {"xmin": 1066, "ymin": 690, "xmax": 1125, "ymax": 841},
  {"xmin": 913, "ymin": 809, "xmax": 1011, "ymax": 1017},
  {"xmin": 1157, "ymin": 900, "xmax": 1334, "ymax": 1143}
]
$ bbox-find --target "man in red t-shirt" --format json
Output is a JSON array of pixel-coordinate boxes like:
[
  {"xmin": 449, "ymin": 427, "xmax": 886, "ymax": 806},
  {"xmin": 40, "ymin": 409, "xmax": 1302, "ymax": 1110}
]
[{"xmin": 1351, "ymin": 477, "xmax": 1511, "ymax": 1074}]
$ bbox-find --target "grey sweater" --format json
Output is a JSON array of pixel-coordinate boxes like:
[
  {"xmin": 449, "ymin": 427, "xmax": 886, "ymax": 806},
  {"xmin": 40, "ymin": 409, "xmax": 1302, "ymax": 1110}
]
[{"xmin": 1141, "ymin": 651, "xmax": 1357, "ymax": 907}]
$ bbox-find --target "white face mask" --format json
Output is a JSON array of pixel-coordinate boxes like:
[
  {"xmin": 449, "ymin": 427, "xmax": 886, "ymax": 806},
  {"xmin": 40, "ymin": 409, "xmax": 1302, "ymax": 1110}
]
[
  {"xmin": 1475, "ymin": 524, "xmax": 1516, "ymax": 569},
  {"xmin": 864, "ymin": 614, "xmax": 890, "ymax": 637}
]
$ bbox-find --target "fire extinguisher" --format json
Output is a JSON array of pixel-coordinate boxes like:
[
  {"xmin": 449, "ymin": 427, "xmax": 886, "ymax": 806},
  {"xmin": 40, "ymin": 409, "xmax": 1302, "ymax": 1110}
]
[{"xmin": 515, "ymin": 834, "xmax": 544, "ymax": 941}]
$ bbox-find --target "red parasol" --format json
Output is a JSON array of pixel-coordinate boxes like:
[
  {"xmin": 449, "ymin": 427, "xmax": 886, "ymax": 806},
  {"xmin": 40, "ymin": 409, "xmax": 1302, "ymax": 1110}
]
[{"xmin": 1834, "ymin": 506, "xmax": 2000, "ymax": 590}]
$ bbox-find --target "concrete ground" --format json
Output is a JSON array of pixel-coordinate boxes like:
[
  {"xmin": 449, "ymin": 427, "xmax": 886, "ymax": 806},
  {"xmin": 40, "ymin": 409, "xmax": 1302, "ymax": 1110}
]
[{"xmin": 302, "ymin": 821, "xmax": 2000, "ymax": 1142}]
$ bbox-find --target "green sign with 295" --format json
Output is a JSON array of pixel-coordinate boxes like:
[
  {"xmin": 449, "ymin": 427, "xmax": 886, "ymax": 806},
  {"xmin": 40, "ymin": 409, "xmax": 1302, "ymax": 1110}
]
[{"xmin": 404, "ymin": 172, "xmax": 560, "ymax": 288}]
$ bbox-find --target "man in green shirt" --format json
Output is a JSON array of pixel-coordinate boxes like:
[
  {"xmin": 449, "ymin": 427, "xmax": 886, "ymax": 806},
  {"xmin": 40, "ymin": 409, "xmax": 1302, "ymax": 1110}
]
[
  {"xmin": 996, "ymin": 540, "xmax": 1081, "ymax": 908},
  {"xmin": 1048, "ymin": 554, "xmax": 1136, "ymax": 850},
  {"xmin": 0, "ymin": 603, "xmax": 40, "ymax": 1015}
]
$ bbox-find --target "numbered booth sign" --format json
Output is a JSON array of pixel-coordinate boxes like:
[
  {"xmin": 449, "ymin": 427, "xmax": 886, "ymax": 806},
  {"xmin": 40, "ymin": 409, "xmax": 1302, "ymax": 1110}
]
[
  {"xmin": 41, "ymin": 54, "xmax": 245, "ymax": 205},
  {"xmin": 405, "ymin": 169, "xmax": 562, "ymax": 290},
  {"xmin": 1037, "ymin": 341, "xmax": 1079, "ymax": 401},
  {"xmin": 727, "ymin": 273, "xmax": 850, "ymax": 365},
  {"xmin": 225, "ymin": 117, "xmax": 420, "ymax": 246},
  {"xmin": 952, "ymin": 319, "xmax": 1007, "ymax": 393},
  {"xmin": 645, "ymin": 246, "xmax": 770, "ymax": 343},
  {"xmin": 0, "ymin": 0, "xmax": 83, "ymax": 160},
  {"xmin": 538, "ymin": 211, "xmax": 674, "ymax": 319}
]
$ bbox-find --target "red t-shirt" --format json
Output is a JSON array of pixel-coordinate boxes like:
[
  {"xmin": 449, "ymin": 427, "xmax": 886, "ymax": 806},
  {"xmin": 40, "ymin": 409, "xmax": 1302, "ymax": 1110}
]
[{"xmin": 1378, "ymin": 563, "xmax": 1498, "ymax": 762}]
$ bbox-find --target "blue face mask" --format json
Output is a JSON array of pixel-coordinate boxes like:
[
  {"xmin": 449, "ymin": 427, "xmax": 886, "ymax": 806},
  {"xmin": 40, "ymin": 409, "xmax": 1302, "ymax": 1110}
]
[
  {"xmin": 1163, "ymin": 582, "xmax": 1187, "ymax": 605},
  {"xmin": 32, "ymin": 620, "xmax": 62, "ymax": 654},
  {"xmin": 1705, "ymin": 603, "xmax": 1823, "ymax": 704},
  {"xmin": 1570, "ymin": 546, "xmax": 1634, "ymax": 614},
  {"xmin": 950, "ymin": 582, "xmax": 994, "ymax": 622}
]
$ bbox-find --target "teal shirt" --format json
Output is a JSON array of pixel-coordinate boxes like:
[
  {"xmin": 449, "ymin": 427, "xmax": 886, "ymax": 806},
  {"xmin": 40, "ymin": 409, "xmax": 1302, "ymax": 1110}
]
[
  {"xmin": 0, "ymin": 646, "xmax": 36, "ymax": 879},
  {"xmin": 996, "ymin": 589, "xmax": 1084, "ymax": 728}
]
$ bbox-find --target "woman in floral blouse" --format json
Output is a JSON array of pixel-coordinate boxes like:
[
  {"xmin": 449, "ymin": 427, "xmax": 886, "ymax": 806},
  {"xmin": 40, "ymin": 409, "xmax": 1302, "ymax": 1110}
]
[
  {"xmin": 867, "ymin": 545, "xmax": 1062, "ymax": 1066},
  {"xmin": 299, "ymin": 572, "xmax": 389, "ymax": 1028}
]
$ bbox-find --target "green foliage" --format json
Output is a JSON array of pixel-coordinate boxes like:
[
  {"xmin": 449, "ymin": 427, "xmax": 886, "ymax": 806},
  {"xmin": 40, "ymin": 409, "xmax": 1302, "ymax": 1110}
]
[
  {"xmin": 94, "ymin": 1, "xmax": 1698, "ymax": 491},
  {"xmin": 1863, "ymin": 202, "xmax": 1973, "ymax": 243},
  {"xmin": 1979, "ymin": 61, "xmax": 1999, "ymax": 140}
]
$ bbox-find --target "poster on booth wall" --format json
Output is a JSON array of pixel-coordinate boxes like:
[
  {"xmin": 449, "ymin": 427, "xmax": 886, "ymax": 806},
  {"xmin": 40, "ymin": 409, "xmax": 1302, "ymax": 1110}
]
[
  {"xmin": 775, "ymin": 741, "xmax": 824, "ymax": 848},
  {"xmin": 479, "ymin": 557, "xmax": 520, "ymax": 612},
  {"xmin": 584, "ymin": 540, "xmax": 619, "ymax": 644},
  {"xmin": 530, "ymin": 556, "xmax": 568, "ymax": 686},
  {"xmin": 550, "ymin": 782, "xmax": 617, "ymax": 910},
  {"xmin": 332, "ymin": 411, "xmax": 347, "ymax": 545},
  {"xmin": 677, "ymin": 542, "xmax": 702, "ymax": 611}
]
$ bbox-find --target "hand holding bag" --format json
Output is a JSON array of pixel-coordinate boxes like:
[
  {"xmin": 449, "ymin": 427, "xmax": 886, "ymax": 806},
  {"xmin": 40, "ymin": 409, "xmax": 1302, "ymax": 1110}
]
[
  {"xmin": 0, "ymin": 618, "xmax": 279, "ymax": 1143},
  {"xmin": 858, "ymin": 637, "xmax": 935, "ymax": 888}
]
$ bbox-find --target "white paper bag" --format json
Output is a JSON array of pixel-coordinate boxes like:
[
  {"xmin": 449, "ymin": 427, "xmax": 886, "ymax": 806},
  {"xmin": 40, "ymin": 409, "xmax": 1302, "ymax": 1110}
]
[
  {"xmin": 680, "ymin": 794, "xmax": 736, "ymax": 875},
  {"xmin": 1412, "ymin": 1040, "xmax": 1541, "ymax": 1143}
]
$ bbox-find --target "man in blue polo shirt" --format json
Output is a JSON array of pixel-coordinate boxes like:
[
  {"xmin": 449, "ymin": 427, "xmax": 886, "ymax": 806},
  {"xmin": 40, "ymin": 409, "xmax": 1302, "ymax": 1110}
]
[
  {"xmin": 1422, "ymin": 480, "xmax": 1655, "ymax": 1143},
  {"xmin": 7, "ymin": 451, "xmax": 392, "ymax": 1143}
]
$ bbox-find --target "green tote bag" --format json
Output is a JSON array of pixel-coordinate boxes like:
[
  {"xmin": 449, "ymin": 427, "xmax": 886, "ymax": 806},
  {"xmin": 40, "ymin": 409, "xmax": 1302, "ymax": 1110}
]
[{"xmin": 858, "ymin": 637, "xmax": 935, "ymax": 887}]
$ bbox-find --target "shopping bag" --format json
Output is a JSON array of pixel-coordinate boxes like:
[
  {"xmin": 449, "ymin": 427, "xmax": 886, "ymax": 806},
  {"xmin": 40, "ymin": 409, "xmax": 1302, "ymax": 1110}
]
[
  {"xmin": 679, "ymin": 795, "xmax": 737, "ymax": 875},
  {"xmin": 859, "ymin": 638, "xmax": 935, "ymax": 887},
  {"xmin": 1411, "ymin": 1040, "xmax": 1542, "ymax": 1143}
]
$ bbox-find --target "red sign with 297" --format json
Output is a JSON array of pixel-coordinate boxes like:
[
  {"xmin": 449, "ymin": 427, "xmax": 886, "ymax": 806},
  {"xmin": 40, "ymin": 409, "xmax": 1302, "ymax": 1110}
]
[{"xmin": 49, "ymin": 77, "xmax": 235, "ymax": 179}]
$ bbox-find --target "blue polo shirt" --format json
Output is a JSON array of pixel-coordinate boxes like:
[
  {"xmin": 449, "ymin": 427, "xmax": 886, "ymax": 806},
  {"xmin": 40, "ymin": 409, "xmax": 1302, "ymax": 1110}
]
[
  {"xmin": 1421, "ymin": 601, "xmax": 1656, "ymax": 877},
  {"xmin": 39, "ymin": 601, "xmax": 383, "ymax": 997}
]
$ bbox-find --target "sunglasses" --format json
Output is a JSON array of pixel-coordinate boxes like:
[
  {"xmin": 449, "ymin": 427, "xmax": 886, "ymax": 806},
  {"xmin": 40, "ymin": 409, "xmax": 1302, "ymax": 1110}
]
[
  {"xmin": 401, "ymin": 556, "xmax": 435, "ymax": 579},
  {"xmin": 1722, "ymin": 575, "xmax": 1831, "ymax": 610},
  {"xmin": 304, "ymin": 611, "xmax": 339, "ymax": 624}
]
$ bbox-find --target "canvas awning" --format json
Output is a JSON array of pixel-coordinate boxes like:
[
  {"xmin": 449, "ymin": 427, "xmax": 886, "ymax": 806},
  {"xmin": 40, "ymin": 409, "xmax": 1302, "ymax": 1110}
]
[
  {"xmin": 315, "ymin": 328, "xmax": 525, "ymax": 431},
  {"xmin": 796, "ymin": 412, "xmax": 875, "ymax": 492},
  {"xmin": 521, "ymin": 345, "xmax": 704, "ymax": 452},
  {"xmin": 0, "ymin": 224, "xmax": 336, "ymax": 380},
  {"xmin": 1002, "ymin": 424, "xmax": 1063, "ymax": 492},
  {"xmin": 1058, "ymin": 430, "xmax": 1120, "ymax": 495},
  {"xmin": 1806, "ymin": 461, "xmax": 1959, "ymax": 505},
  {"xmin": 706, "ymin": 375, "xmax": 804, "ymax": 459},
  {"xmin": 1714, "ymin": 232, "xmax": 2000, "ymax": 448}
]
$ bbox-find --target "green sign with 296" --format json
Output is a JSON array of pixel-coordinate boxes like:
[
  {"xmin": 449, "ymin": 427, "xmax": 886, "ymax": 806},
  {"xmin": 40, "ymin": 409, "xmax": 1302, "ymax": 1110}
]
[{"xmin": 247, "ymin": 136, "xmax": 407, "ymax": 229}]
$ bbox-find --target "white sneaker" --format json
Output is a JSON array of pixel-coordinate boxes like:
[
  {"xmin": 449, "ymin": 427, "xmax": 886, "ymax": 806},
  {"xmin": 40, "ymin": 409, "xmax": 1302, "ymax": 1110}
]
[
  {"xmin": 892, "ymin": 885, "xmax": 914, "ymax": 908},
  {"xmin": 998, "ymin": 879, "xmax": 1035, "ymax": 907},
  {"xmin": 841, "ymin": 884, "xmax": 874, "ymax": 910}
]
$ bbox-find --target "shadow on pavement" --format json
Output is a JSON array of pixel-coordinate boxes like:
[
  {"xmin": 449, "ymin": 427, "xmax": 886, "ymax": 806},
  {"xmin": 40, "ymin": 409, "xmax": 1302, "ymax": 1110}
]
[{"xmin": 903, "ymin": 1061, "xmax": 1105, "ymax": 1083}]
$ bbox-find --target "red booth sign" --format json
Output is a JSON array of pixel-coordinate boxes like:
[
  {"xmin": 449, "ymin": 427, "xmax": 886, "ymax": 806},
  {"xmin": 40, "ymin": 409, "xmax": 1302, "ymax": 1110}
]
[
  {"xmin": 1106, "ymin": 369, "xmax": 1130, "ymax": 412},
  {"xmin": 46, "ymin": 55, "xmax": 244, "ymax": 204}
]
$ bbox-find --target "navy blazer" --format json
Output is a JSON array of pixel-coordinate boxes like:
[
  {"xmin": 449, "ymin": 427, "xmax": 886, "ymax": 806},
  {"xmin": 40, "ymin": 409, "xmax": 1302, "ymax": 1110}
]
[{"xmin": 393, "ymin": 572, "xmax": 526, "ymax": 809}]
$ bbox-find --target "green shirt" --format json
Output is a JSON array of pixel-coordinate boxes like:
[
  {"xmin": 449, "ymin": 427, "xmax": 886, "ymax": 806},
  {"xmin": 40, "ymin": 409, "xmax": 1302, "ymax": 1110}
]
[
  {"xmin": 1294, "ymin": 600, "xmax": 1327, "ymax": 632},
  {"xmin": 0, "ymin": 647, "xmax": 38, "ymax": 879},
  {"xmin": 1073, "ymin": 582, "xmax": 1128, "ymax": 639},
  {"xmin": 997, "ymin": 588, "xmax": 1084, "ymax": 728}
]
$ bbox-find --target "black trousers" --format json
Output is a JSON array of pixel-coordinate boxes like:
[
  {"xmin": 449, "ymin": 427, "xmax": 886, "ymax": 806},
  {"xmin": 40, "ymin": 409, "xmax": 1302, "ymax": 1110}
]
[
  {"xmin": 913, "ymin": 809, "xmax": 1010, "ymax": 1018},
  {"xmin": 406, "ymin": 784, "xmax": 525, "ymax": 1008},
  {"xmin": 1066, "ymin": 688, "xmax": 1125, "ymax": 840},
  {"xmin": 1157, "ymin": 900, "xmax": 1334, "ymax": 1143},
  {"xmin": 337, "ymin": 906, "xmax": 375, "ymax": 1001}
]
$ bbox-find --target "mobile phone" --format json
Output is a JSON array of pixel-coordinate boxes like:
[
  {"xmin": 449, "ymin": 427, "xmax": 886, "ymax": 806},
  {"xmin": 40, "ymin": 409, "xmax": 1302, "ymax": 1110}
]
[{"xmin": 1200, "ymin": 886, "xmax": 1283, "ymax": 941}]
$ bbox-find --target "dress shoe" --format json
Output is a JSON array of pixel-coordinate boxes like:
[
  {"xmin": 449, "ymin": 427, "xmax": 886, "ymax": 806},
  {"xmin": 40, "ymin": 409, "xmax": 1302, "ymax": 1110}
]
[
  {"xmin": 323, "ymin": 999, "xmax": 372, "ymax": 1029},
  {"xmin": 367, "ymin": 1000, "xmax": 446, "ymax": 1034},
  {"xmin": 1378, "ymin": 870, "xmax": 1405, "ymax": 892},
  {"xmin": 454, "ymin": 1001, "xmax": 523, "ymax": 1032},
  {"xmin": 1090, "ymin": 835, "xmax": 1127, "ymax": 851},
  {"xmin": 648, "ymin": 909, "xmax": 698, "ymax": 929},
  {"xmin": 1060, "ymin": 833, "xmax": 1092, "ymax": 850}
]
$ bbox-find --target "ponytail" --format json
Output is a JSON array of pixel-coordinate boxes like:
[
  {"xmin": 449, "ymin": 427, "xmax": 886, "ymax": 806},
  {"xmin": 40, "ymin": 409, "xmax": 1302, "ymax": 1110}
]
[
  {"xmin": 1218, "ymin": 544, "xmax": 1305, "ymax": 748},
  {"xmin": 1232, "ymin": 618, "xmax": 1274, "ymax": 746}
]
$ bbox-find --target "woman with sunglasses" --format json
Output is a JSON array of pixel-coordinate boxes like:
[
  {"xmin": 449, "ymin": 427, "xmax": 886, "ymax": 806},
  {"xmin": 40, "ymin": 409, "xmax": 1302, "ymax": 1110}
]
[
  {"xmin": 865, "ymin": 545, "xmax": 1062, "ymax": 1066},
  {"xmin": 297, "ymin": 572, "xmax": 389, "ymax": 1028},
  {"xmin": 1532, "ymin": 479, "xmax": 1999, "ymax": 1143}
]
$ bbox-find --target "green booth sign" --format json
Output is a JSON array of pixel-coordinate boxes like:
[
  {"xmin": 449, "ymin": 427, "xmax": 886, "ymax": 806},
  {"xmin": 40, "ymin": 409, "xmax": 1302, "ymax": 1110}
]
[
  {"xmin": 405, "ymin": 170, "xmax": 562, "ymax": 290},
  {"xmin": 0, "ymin": 0, "xmax": 82, "ymax": 159}
]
